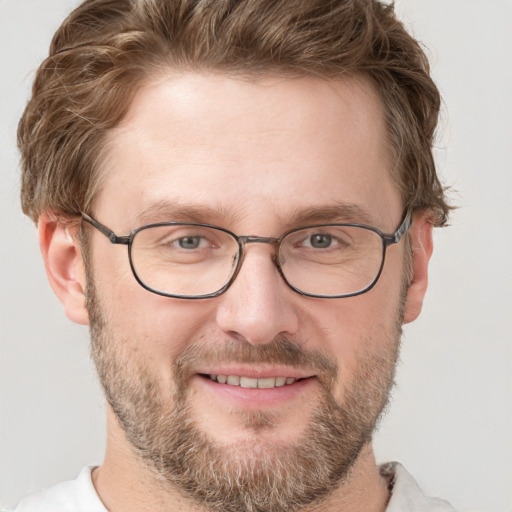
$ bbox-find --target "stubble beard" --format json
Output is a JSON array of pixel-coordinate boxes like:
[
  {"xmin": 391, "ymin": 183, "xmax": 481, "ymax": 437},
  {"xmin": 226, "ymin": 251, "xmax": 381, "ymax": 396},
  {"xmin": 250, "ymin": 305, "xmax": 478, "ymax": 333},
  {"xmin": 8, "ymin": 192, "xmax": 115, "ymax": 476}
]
[{"xmin": 87, "ymin": 276, "xmax": 402, "ymax": 512}]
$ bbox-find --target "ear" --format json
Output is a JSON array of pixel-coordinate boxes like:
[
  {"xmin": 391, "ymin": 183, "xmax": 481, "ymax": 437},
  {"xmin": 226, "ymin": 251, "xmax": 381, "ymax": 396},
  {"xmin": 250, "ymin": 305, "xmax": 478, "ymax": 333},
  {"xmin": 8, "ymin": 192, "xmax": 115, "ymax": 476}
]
[
  {"xmin": 38, "ymin": 212, "xmax": 89, "ymax": 325},
  {"xmin": 402, "ymin": 212, "xmax": 434, "ymax": 324}
]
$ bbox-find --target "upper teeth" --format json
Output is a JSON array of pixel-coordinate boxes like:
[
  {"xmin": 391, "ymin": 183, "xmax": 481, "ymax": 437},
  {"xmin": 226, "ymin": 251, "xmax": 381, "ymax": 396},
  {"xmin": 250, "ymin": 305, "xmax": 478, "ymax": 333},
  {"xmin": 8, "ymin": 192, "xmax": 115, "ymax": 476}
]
[{"xmin": 209, "ymin": 375, "xmax": 297, "ymax": 388}]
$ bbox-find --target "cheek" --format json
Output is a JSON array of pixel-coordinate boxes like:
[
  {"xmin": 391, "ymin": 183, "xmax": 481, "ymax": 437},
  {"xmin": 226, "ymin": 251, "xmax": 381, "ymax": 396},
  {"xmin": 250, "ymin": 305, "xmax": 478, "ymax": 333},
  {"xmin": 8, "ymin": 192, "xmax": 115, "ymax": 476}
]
[
  {"xmin": 91, "ymin": 246, "xmax": 216, "ymax": 370},
  {"xmin": 303, "ymin": 263, "xmax": 403, "ymax": 400}
]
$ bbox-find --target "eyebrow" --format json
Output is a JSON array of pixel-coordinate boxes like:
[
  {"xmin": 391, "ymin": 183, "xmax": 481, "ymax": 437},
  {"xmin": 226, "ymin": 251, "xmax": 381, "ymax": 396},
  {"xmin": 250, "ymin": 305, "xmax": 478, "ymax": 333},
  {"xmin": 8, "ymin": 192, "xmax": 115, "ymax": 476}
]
[
  {"xmin": 133, "ymin": 200, "xmax": 238, "ymax": 227},
  {"xmin": 131, "ymin": 200, "xmax": 377, "ymax": 231},
  {"xmin": 287, "ymin": 202, "xmax": 375, "ymax": 227}
]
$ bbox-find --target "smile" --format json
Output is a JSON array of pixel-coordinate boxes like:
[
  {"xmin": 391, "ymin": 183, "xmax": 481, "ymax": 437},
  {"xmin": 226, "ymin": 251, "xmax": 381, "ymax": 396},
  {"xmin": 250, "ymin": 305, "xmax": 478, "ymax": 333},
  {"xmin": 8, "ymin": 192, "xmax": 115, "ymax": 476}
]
[{"xmin": 207, "ymin": 374, "xmax": 301, "ymax": 389}]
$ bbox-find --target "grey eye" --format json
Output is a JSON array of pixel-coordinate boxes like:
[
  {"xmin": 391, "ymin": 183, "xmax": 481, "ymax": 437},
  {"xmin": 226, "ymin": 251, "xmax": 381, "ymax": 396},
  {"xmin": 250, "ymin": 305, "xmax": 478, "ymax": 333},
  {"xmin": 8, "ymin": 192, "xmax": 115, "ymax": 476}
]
[
  {"xmin": 309, "ymin": 234, "xmax": 332, "ymax": 249},
  {"xmin": 178, "ymin": 236, "xmax": 202, "ymax": 249}
]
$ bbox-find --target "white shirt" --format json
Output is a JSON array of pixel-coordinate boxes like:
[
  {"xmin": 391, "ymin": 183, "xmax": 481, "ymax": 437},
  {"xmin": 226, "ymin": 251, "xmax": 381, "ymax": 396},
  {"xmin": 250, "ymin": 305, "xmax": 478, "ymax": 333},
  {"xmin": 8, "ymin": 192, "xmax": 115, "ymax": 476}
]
[
  {"xmin": 9, "ymin": 462, "xmax": 455, "ymax": 512},
  {"xmin": 381, "ymin": 463, "xmax": 455, "ymax": 512}
]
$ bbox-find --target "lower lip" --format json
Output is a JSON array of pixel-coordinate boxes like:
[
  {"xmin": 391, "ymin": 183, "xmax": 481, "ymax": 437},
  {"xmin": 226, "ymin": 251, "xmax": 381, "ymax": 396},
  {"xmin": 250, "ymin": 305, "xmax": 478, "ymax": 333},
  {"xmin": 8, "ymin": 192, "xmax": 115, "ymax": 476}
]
[{"xmin": 196, "ymin": 375, "xmax": 316, "ymax": 409}]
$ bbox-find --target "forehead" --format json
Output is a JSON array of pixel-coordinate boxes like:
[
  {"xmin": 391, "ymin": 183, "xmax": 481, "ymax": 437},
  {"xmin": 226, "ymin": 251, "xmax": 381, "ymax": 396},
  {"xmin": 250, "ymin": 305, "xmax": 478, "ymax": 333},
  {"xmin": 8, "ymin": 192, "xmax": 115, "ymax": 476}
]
[{"xmin": 97, "ymin": 72, "xmax": 401, "ymax": 231}]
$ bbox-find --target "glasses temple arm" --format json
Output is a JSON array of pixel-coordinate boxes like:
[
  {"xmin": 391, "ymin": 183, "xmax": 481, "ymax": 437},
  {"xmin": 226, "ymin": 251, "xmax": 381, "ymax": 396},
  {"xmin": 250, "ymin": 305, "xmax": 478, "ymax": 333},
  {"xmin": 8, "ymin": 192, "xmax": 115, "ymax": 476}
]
[
  {"xmin": 382, "ymin": 209, "xmax": 413, "ymax": 245},
  {"xmin": 81, "ymin": 212, "xmax": 130, "ymax": 245}
]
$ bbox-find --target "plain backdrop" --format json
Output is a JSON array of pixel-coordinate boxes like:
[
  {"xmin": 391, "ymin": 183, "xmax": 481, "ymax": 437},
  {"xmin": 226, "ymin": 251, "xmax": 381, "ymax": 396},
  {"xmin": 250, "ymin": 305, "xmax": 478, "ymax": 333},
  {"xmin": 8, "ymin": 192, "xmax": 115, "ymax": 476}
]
[{"xmin": 1, "ymin": 0, "xmax": 511, "ymax": 510}]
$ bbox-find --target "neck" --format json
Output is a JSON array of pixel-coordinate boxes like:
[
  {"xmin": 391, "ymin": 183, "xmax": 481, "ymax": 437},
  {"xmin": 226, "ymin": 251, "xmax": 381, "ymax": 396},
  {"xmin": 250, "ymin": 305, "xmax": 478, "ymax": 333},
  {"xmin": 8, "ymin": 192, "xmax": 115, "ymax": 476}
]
[{"xmin": 303, "ymin": 445, "xmax": 391, "ymax": 512}]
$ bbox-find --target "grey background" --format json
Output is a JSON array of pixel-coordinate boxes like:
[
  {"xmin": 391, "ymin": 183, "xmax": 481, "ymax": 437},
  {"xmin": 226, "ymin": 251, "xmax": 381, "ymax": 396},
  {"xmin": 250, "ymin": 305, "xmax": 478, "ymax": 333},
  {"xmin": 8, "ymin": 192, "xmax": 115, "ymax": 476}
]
[{"xmin": 1, "ymin": 0, "xmax": 511, "ymax": 510}]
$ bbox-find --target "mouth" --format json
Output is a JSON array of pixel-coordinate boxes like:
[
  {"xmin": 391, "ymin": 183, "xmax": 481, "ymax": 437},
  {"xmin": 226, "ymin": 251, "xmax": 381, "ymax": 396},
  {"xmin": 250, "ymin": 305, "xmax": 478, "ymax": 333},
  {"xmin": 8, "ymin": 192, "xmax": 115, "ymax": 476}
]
[
  {"xmin": 202, "ymin": 374, "xmax": 304, "ymax": 389},
  {"xmin": 194, "ymin": 368, "xmax": 317, "ymax": 410}
]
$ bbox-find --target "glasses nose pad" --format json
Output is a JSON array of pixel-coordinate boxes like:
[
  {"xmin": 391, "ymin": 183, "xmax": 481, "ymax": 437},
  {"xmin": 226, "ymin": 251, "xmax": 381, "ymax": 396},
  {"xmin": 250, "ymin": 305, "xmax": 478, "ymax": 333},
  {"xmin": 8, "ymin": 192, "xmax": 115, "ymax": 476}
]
[
  {"xmin": 271, "ymin": 250, "xmax": 290, "ymax": 289},
  {"xmin": 272, "ymin": 250, "xmax": 285, "ymax": 269},
  {"xmin": 231, "ymin": 251, "xmax": 241, "ymax": 270},
  {"xmin": 226, "ymin": 244, "xmax": 245, "ymax": 285}
]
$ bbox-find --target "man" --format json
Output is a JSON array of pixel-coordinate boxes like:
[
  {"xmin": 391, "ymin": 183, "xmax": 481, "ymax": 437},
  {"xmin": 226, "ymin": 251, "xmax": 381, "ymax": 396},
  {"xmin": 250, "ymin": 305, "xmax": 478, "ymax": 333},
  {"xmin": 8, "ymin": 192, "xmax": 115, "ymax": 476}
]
[{"xmin": 12, "ymin": 0, "xmax": 453, "ymax": 510}]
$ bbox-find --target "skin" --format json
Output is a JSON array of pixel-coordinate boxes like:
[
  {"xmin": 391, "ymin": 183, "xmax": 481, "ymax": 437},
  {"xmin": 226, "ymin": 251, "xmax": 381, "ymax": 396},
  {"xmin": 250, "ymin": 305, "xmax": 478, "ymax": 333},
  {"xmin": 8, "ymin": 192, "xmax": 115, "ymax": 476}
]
[{"xmin": 39, "ymin": 72, "xmax": 433, "ymax": 512}]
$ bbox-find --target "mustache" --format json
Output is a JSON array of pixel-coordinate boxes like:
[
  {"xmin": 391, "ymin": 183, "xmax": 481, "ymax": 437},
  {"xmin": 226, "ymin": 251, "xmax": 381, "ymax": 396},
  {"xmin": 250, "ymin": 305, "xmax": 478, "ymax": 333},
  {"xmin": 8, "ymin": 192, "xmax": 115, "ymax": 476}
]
[{"xmin": 172, "ymin": 335, "xmax": 338, "ymax": 391}]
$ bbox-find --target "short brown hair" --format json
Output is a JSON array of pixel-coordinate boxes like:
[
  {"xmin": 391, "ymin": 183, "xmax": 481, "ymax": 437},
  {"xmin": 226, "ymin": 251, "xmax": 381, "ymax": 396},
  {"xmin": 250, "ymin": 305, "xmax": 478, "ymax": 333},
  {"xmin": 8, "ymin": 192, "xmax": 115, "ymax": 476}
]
[{"xmin": 18, "ymin": 0, "xmax": 450, "ymax": 225}]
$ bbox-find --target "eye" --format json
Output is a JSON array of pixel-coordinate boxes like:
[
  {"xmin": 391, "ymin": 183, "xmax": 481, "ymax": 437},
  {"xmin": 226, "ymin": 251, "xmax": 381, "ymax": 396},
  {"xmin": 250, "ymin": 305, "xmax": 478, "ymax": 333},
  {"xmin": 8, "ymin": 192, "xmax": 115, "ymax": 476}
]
[
  {"xmin": 176, "ymin": 235, "xmax": 205, "ymax": 250},
  {"xmin": 307, "ymin": 233, "xmax": 333, "ymax": 249},
  {"xmin": 286, "ymin": 227, "xmax": 353, "ymax": 253},
  {"xmin": 164, "ymin": 228, "xmax": 218, "ymax": 251}
]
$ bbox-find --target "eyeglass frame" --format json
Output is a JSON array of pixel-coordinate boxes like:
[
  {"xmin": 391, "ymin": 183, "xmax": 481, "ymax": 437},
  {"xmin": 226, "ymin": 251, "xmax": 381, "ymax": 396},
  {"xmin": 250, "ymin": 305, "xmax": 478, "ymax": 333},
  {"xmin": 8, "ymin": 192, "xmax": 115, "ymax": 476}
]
[{"xmin": 80, "ymin": 209, "xmax": 413, "ymax": 300}]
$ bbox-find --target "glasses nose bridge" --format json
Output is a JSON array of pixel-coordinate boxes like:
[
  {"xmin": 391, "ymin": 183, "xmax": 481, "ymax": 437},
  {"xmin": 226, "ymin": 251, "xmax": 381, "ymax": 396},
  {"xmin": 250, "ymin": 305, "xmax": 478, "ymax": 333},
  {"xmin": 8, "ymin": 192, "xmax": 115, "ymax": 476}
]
[
  {"xmin": 239, "ymin": 235, "xmax": 280, "ymax": 246},
  {"xmin": 228, "ymin": 234, "xmax": 286, "ymax": 295},
  {"xmin": 236, "ymin": 235, "xmax": 282, "ymax": 270}
]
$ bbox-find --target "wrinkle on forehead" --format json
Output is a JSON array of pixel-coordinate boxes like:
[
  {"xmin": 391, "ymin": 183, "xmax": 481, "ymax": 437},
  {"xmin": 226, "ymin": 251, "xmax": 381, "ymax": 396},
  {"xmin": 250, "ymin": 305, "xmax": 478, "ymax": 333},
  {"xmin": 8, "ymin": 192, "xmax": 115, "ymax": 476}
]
[{"xmin": 94, "ymin": 72, "xmax": 400, "ymax": 233}]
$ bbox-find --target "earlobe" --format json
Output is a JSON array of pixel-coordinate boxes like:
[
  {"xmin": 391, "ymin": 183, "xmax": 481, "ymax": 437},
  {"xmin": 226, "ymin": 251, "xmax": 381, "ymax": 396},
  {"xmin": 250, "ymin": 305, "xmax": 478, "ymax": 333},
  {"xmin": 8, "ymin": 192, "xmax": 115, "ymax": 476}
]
[
  {"xmin": 39, "ymin": 212, "xmax": 89, "ymax": 325},
  {"xmin": 402, "ymin": 212, "xmax": 434, "ymax": 324}
]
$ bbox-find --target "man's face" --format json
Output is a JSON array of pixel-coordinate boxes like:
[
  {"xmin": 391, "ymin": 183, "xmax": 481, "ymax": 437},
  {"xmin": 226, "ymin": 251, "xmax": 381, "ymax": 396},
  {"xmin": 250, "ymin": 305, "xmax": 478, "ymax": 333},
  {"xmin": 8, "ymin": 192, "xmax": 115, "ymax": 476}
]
[{"xmin": 85, "ymin": 73, "xmax": 408, "ymax": 510}]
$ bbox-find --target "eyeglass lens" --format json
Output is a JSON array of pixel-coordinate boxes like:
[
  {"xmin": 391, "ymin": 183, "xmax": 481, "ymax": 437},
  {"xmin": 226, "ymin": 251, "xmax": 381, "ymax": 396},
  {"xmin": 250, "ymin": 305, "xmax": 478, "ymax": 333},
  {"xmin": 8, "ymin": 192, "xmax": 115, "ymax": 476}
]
[{"xmin": 129, "ymin": 224, "xmax": 385, "ymax": 298}]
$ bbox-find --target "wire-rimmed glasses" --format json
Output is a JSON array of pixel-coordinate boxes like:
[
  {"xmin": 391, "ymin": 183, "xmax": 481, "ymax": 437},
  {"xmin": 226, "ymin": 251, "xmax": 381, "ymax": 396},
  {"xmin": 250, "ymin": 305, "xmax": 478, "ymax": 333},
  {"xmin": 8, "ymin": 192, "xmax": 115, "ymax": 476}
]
[{"xmin": 81, "ymin": 210, "xmax": 412, "ymax": 299}]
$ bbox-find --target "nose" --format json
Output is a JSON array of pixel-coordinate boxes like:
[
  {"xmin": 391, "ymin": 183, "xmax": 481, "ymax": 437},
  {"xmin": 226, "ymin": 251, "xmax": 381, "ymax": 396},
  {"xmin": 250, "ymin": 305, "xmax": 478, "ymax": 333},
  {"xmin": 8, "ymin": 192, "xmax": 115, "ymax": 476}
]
[{"xmin": 215, "ymin": 245, "xmax": 300, "ymax": 345}]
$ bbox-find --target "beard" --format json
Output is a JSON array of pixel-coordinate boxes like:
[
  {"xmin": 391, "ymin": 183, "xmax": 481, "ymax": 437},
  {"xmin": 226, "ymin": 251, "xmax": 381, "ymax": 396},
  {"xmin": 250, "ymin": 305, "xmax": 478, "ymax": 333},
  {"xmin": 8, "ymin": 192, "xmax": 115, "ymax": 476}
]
[{"xmin": 87, "ymin": 276, "xmax": 402, "ymax": 512}]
